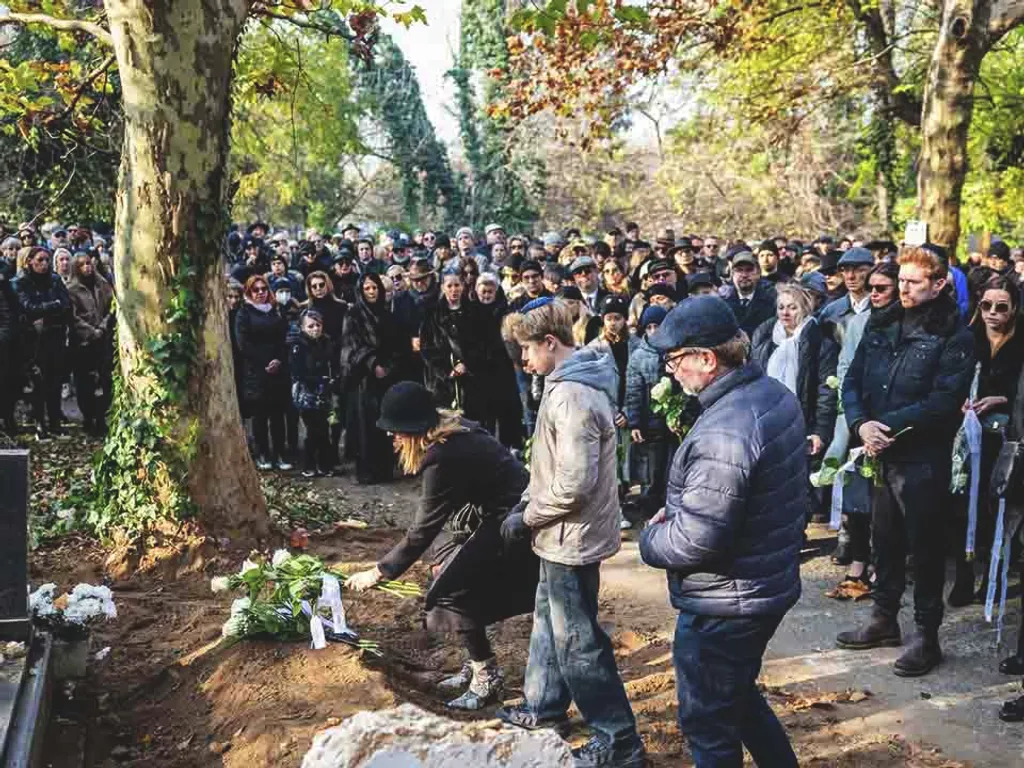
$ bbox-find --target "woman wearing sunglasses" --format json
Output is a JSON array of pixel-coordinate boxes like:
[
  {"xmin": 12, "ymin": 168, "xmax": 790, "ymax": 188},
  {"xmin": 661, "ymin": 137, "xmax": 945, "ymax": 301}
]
[{"xmin": 948, "ymin": 275, "xmax": 1024, "ymax": 608}]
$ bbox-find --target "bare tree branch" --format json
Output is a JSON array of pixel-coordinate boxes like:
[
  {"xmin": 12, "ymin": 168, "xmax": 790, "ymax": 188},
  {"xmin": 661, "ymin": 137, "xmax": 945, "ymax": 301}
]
[
  {"xmin": 0, "ymin": 11, "xmax": 113, "ymax": 47},
  {"xmin": 989, "ymin": 0, "xmax": 1024, "ymax": 41}
]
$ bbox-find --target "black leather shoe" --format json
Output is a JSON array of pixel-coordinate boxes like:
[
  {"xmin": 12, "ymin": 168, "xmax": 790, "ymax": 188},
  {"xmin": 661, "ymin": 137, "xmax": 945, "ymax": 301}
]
[
  {"xmin": 894, "ymin": 628, "xmax": 942, "ymax": 677},
  {"xmin": 999, "ymin": 695, "xmax": 1024, "ymax": 722},
  {"xmin": 837, "ymin": 612, "xmax": 902, "ymax": 650},
  {"xmin": 1000, "ymin": 655, "xmax": 1024, "ymax": 676},
  {"xmin": 831, "ymin": 537, "xmax": 852, "ymax": 566}
]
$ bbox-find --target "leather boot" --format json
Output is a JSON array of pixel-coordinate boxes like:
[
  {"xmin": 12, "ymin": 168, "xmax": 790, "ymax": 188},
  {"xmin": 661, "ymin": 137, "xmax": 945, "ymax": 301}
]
[
  {"xmin": 893, "ymin": 627, "xmax": 942, "ymax": 677},
  {"xmin": 836, "ymin": 610, "xmax": 902, "ymax": 650}
]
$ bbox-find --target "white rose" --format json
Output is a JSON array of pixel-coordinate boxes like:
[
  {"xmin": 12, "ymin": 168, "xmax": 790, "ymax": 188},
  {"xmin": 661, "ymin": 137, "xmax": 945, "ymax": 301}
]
[
  {"xmin": 210, "ymin": 576, "xmax": 230, "ymax": 593},
  {"xmin": 650, "ymin": 377, "xmax": 672, "ymax": 401},
  {"xmin": 222, "ymin": 614, "xmax": 245, "ymax": 637},
  {"xmin": 239, "ymin": 559, "xmax": 259, "ymax": 575},
  {"xmin": 271, "ymin": 549, "xmax": 292, "ymax": 568}
]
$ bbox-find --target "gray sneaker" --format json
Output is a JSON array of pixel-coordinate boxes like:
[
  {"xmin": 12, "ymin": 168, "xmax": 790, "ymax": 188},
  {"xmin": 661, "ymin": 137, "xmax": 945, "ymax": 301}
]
[
  {"xmin": 495, "ymin": 702, "xmax": 570, "ymax": 732},
  {"xmin": 437, "ymin": 661, "xmax": 472, "ymax": 693},
  {"xmin": 571, "ymin": 736, "xmax": 646, "ymax": 768},
  {"xmin": 445, "ymin": 659, "xmax": 503, "ymax": 711}
]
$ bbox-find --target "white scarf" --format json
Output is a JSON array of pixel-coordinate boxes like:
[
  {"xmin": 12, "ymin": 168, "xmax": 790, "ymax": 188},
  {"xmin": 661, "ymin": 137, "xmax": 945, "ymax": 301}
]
[{"xmin": 766, "ymin": 318, "xmax": 810, "ymax": 394}]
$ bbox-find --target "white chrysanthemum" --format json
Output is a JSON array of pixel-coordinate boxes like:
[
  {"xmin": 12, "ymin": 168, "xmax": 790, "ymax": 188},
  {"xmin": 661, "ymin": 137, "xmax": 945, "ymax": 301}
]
[
  {"xmin": 210, "ymin": 576, "xmax": 230, "ymax": 593},
  {"xmin": 29, "ymin": 584, "xmax": 58, "ymax": 617},
  {"xmin": 230, "ymin": 597, "xmax": 251, "ymax": 617},
  {"xmin": 271, "ymin": 549, "xmax": 292, "ymax": 568},
  {"xmin": 66, "ymin": 584, "xmax": 117, "ymax": 621},
  {"xmin": 222, "ymin": 613, "xmax": 246, "ymax": 637}
]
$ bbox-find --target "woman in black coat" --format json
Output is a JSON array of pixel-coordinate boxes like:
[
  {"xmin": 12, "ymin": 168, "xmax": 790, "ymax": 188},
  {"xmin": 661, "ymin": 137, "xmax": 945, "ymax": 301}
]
[
  {"xmin": 14, "ymin": 247, "xmax": 70, "ymax": 438},
  {"xmin": 474, "ymin": 272, "xmax": 524, "ymax": 449},
  {"xmin": 948, "ymin": 275, "xmax": 1024, "ymax": 606},
  {"xmin": 235, "ymin": 275, "xmax": 291, "ymax": 470},
  {"xmin": 420, "ymin": 270, "xmax": 490, "ymax": 421},
  {"xmin": 347, "ymin": 382, "xmax": 537, "ymax": 711},
  {"xmin": 339, "ymin": 273, "xmax": 408, "ymax": 484},
  {"xmin": 751, "ymin": 283, "xmax": 839, "ymax": 459}
]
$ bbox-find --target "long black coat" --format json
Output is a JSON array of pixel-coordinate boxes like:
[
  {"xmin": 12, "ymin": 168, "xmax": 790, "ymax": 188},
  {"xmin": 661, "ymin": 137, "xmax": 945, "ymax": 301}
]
[
  {"xmin": 751, "ymin": 317, "xmax": 839, "ymax": 441},
  {"xmin": 377, "ymin": 424, "xmax": 537, "ymax": 631},
  {"xmin": 420, "ymin": 300, "xmax": 490, "ymax": 417},
  {"xmin": 234, "ymin": 301, "xmax": 290, "ymax": 407},
  {"xmin": 339, "ymin": 296, "xmax": 409, "ymax": 483},
  {"xmin": 844, "ymin": 293, "xmax": 975, "ymax": 463}
]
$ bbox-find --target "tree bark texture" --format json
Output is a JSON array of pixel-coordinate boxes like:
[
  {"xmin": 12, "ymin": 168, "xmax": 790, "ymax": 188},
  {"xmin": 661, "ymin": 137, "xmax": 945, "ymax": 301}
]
[
  {"xmin": 104, "ymin": 0, "xmax": 269, "ymax": 539},
  {"xmin": 916, "ymin": 0, "xmax": 992, "ymax": 250}
]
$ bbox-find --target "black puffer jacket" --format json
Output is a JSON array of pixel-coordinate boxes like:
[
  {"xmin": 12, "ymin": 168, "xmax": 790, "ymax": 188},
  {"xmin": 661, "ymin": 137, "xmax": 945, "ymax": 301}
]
[
  {"xmin": 843, "ymin": 293, "xmax": 975, "ymax": 462},
  {"xmin": 639, "ymin": 362, "xmax": 806, "ymax": 617},
  {"xmin": 13, "ymin": 269, "xmax": 70, "ymax": 357},
  {"xmin": 289, "ymin": 332, "xmax": 335, "ymax": 411},
  {"xmin": 234, "ymin": 301, "xmax": 290, "ymax": 406},
  {"xmin": 750, "ymin": 317, "xmax": 839, "ymax": 441}
]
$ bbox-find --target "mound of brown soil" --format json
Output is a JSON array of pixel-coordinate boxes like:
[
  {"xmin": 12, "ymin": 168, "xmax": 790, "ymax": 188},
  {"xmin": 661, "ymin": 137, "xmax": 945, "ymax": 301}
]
[{"xmin": 32, "ymin": 527, "xmax": 965, "ymax": 768}]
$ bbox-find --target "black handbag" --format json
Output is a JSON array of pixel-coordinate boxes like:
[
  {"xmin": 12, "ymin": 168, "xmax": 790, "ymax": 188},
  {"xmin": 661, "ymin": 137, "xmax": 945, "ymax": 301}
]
[{"xmin": 990, "ymin": 440, "xmax": 1024, "ymax": 501}]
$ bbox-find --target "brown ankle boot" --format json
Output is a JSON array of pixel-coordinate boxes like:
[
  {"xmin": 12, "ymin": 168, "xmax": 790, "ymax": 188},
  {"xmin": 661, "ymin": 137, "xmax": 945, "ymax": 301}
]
[
  {"xmin": 836, "ymin": 610, "xmax": 902, "ymax": 650},
  {"xmin": 894, "ymin": 627, "xmax": 942, "ymax": 677}
]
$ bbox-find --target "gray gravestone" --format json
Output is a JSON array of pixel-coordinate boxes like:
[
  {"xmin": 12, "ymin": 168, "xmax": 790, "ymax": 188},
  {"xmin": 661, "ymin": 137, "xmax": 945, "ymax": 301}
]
[{"xmin": 0, "ymin": 450, "xmax": 30, "ymax": 641}]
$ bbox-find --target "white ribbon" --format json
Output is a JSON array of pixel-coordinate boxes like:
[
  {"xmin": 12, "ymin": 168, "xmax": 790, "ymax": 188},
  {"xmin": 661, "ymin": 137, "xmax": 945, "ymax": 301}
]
[
  {"xmin": 309, "ymin": 614, "xmax": 327, "ymax": 650},
  {"xmin": 963, "ymin": 408, "xmax": 983, "ymax": 556},
  {"xmin": 829, "ymin": 447, "xmax": 865, "ymax": 530},
  {"xmin": 985, "ymin": 498, "xmax": 1007, "ymax": 637},
  {"xmin": 319, "ymin": 574, "xmax": 348, "ymax": 635}
]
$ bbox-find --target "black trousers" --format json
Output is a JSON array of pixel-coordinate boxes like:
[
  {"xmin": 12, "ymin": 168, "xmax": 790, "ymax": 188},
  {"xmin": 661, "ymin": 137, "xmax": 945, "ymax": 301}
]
[
  {"xmin": 73, "ymin": 340, "xmax": 112, "ymax": 429},
  {"xmin": 301, "ymin": 411, "xmax": 333, "ymax": 472},
  {"xmin": 250, "ymin": 401, "xmax": 286, "ymax": 460},
  {"xmin": 871, "ymin": 461, "xmax": 950, "ymax": 630},
  {"xmin": 30, "ymin": 356, "xmax": 63, "ymax": 431},
  {"xmin": 458, "ymin": 628, "xmax": 493, "ymax": 662}
]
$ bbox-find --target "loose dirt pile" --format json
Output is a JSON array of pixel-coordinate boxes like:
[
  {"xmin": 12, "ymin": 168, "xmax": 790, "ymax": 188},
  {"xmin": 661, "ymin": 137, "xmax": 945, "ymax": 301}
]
[{"xmin": 33, "ymin": 525, "xmax": 967, "ymax": 768}]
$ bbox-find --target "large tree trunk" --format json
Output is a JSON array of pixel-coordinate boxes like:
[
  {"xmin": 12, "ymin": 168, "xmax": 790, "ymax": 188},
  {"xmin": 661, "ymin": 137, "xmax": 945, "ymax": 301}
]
[
  {"xmin": 101, "ymin": 0, "xmax": 269, "ymax": 542},
  {"xmin": 916, "ymin": 0, "xmax": 993, "ymax": 249}
]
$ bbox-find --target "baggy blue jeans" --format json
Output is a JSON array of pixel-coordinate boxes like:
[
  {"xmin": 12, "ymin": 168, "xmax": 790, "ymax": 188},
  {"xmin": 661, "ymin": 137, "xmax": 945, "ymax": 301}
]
[
  {"xmin": 524, "ymin": 559, "xmax": 640, "ymax": 748},
  {"xmin": 673, "ymin": 611, "xmax": 797, "ymax": 768}
]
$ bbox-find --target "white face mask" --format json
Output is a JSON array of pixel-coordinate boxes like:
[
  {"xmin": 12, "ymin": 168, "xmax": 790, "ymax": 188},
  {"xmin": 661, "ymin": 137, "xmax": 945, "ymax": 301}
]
[{"xmin": 275, "ymin": 290, "xmax": 291, "ymax": 305}]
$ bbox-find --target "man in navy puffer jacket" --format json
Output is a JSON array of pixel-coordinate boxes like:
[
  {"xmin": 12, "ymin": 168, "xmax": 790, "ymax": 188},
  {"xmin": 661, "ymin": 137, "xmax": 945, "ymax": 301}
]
[{"xmin": 639, "ymin": 295, "xmax": 804, "ymax": 768}]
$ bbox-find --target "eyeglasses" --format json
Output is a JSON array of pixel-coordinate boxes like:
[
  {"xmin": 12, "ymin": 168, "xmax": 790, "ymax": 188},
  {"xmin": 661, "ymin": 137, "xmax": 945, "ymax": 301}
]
[
  {"xmin": 252, "ymin": 286, "xmax": 269, "ymax": 294},
  {"xmin": 868, "ymin": 283, "xmax": 892, "ymax": 293},
  {"xmin": 980, "ymin": 300, "xmax": 1012, "ymax": 313},
  {"xmin": 664, "ymin": 349, "xmax": 702, "ymax": 373},
  {"xmin": 309, "ymin": 282, "xmax": 326, "ymax": 290}
]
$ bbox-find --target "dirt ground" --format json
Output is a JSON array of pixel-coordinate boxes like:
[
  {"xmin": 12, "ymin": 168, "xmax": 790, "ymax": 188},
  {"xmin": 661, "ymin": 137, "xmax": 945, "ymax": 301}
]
[{"xmin": 29, "ymin": 463, "xmax": 974, "ymax": 768}]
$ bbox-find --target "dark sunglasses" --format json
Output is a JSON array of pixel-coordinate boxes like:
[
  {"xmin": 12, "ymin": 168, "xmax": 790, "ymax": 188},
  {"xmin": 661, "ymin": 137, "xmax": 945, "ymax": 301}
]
[
  {"xmin": 980, "ymin": 300, "xmax": 1012, "ymax": 313},
  {"xmin": 309, "ymin": 281, "xmax": 327, "ymax": 289},
  {"xmin": 868, "ymin": 283, "xmax": 892, "ymax": 293}
]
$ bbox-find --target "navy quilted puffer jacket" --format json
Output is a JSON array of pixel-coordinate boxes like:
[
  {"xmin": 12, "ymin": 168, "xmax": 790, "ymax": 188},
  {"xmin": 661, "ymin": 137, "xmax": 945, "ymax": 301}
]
[{"xmin": 639, "ymin": 361, "xmax": 806, "ymax": 617}]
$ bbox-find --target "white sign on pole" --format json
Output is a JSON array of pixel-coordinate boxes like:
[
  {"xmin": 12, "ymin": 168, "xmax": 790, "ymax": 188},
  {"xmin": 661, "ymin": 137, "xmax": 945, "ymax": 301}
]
[{"xmin": 904, "ymin": 220, "xmax": 928, "ymax": 246}]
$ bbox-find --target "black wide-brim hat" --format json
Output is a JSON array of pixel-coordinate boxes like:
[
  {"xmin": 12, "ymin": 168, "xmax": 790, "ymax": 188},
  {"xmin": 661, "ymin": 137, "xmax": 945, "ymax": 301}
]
[{"xmin": 376, "ymin": 381, "xmax": 440, "ymax": 435}]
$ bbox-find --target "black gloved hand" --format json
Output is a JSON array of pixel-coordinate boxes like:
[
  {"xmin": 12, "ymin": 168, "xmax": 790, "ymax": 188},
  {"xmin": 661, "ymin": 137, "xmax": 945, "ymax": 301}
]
[{"xmin": 500, "ymin": 510, "xmax": 529, "ymax": 543}]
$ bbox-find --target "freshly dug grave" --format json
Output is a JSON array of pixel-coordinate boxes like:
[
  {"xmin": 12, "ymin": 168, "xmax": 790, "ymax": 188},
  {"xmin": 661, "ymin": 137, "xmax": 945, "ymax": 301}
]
[{"xmin": 32, "ymin": 528, "xmax": 966, "ymax": 768}]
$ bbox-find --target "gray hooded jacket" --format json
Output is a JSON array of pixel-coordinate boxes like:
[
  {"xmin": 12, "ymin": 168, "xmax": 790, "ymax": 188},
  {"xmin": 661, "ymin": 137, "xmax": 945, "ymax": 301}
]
[{"xmin": 523, "ymin": 346, "xmax": 623, "ymax": 566}]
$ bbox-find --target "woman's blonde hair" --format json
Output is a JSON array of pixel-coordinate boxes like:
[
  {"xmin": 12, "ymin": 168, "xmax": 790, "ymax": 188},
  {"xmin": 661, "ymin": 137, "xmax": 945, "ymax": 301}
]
[
  {"xmin": 775, "ymin": 283, "xmax": 815, "ymax": 324},
  {"xmin": 393, "ymin": 410, "xmax": 468, "ymax": 475},
  {"xmin": 511, "ymin": 299, "xmax": 575, "ymax": 347}
]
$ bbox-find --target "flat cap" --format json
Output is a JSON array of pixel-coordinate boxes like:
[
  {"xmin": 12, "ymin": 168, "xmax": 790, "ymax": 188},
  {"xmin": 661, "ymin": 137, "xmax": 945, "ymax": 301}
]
[
  {"xmin": 650, "ymin": 295, "xmax": 739, "ymax": 352},
  {"xmin": 569, "ymin": 255, "xmax": 597, "ymax": 274},
  {"xmin": 837, "ymin": 246, "xmax": 874, "ymax": 267}
]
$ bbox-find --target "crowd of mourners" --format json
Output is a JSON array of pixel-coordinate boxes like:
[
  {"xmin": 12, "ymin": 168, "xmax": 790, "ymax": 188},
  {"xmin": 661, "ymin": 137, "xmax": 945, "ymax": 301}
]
[{"xmin": 4, "ymin": 214, "xmax": 1024, "ymax": 760}]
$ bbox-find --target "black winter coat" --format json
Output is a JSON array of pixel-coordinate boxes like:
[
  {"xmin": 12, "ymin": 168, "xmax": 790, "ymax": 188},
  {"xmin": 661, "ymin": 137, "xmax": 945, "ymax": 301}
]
[
  {"xmin": 639, "ymin": 362, "xmax": 806, "ymax": 617},
  {"xmin": 420, "ymin": 301, "xmax": 490, "ymax": 414},
  {"xmin": 377, "ymin": 424, "xmax": 536, "ymax": 631},
  {"xmin": 289, "ymin": 333, "xmax": 335, "ymax": 411},
  {"xmin": 843, "ymin": 294, "xmax": 975, "ymax": 462},
  {"xmin": 750, "ymin": 318, "xmax": 839, "ymax": 441},
  {"xmin": 0, "ymin": 273, "xmax": 16, "ymax": 347},
  {"xmin": 338, "ymin": 297, "xmax": 407, "ymax": 390},
  {"xmin": 393, "ymin": 285, "xmax": 439, "ymax": 341},
  {"xmin": 722, "ymin": 281, "xmax": 778, "ymax": 337},
  {"xmin": 235, "ymin": 301, "xmax": 290, "ymax": 406},
  {"xmin": 13, "ymin": 270, "xmax": 70, "ymax": 360}
]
